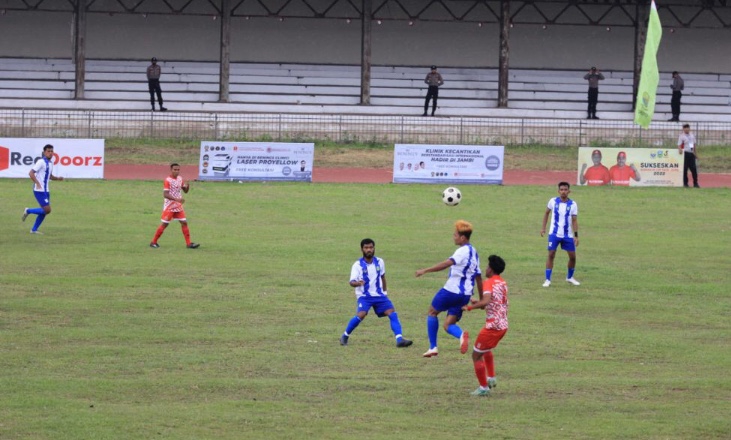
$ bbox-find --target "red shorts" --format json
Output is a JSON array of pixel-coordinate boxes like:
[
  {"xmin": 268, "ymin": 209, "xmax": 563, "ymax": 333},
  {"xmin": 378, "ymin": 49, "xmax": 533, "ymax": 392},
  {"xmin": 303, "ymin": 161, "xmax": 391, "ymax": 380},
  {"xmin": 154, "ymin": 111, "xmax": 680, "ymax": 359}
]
[
  {"xmin": 473, "ymin": 328, "xmax": 507, "ymax": 353},
  {"xmin": 161, "ymin": 209, "xmax": 187, "ymax": 223}
]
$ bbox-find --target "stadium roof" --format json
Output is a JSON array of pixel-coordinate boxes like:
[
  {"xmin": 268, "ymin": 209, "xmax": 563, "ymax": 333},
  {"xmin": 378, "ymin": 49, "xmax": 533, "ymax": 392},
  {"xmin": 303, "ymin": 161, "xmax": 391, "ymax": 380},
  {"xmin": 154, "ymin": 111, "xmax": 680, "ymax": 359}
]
[{"xmin": 1, "ymin": 0, "xmax": 728, "ymax": 29}]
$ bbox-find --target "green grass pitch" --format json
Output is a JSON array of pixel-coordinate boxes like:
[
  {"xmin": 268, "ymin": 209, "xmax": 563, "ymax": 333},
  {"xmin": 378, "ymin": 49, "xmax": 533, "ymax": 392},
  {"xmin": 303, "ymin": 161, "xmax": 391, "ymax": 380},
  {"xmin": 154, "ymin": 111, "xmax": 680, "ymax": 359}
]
[{"xmin": 1, "ymin": 179, "xmax": 729, "ymax": 439}]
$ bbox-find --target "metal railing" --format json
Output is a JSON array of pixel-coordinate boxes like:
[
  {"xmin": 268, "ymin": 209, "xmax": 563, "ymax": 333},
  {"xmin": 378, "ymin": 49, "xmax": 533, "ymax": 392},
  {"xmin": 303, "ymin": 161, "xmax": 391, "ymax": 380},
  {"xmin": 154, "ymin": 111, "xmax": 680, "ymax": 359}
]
[{"xmin": 0, "ymin": 109, "xmax": 728, "ymax": 148}]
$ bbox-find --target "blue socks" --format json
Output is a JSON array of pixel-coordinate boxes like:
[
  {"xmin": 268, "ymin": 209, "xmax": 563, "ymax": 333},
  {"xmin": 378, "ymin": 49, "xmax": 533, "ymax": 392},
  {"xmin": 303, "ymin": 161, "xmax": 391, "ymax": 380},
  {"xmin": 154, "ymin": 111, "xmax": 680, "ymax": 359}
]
[
  {"xmin": 427, "ymin": 316, "xmax": 439, "ymax": 349},
  {"xmin": 32, "ymin": 214, "xmax": 46, "ymax": 232},
  {"xmin": 344, "ymin": 316, "xmax": 361, "ymax": 335},
  {"xmin": 446, "ymin": 324, "xmax": 463, "ymax": 339},
  {"xmin": 388, "ymin": 312, "xmax": 404, "ymax": 341},
  {"xmin": 568, "ymin": 268, "xmax": 575, "ymax": 279},
  {"xmin": 28, "ymin": 207, "xmax": 45, "ymax": 215},
  {"xmin": 545, "ymin": 268, "xmax": 553, "ymax": 281}
]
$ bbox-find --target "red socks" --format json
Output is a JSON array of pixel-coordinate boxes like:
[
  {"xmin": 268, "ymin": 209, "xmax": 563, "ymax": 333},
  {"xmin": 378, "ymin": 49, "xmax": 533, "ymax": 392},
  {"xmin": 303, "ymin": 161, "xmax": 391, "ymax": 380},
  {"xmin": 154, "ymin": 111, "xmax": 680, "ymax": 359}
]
[
  {"xmin": 181, "ymin": 224, "xmax": 191, "ymax": 246},
  {"xmin": 485, "ymin": 351, "xmax": 495, "ymax": 377},
  {"xmin": 473, "ymin": 359, "xmax": 488, "ymax": 387},
  {"xmin": 152, "ymin": 224, "xmax": 165, "ymax": 243}
]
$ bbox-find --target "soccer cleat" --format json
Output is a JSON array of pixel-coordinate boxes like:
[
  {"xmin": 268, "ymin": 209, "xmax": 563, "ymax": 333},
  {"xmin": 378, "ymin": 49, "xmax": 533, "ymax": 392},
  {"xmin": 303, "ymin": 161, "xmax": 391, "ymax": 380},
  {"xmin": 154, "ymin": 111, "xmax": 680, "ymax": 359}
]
[
  {"xmin": 487, "ymin": 377, "xmax": 497, "ymax": 389},
  {"xmin": 149, "ymin": 243, "xmax": 160, "ymax": 248},
  {"xmin": 470, "ymin": 387, "xmax": 491, "ymax": 397},
  {"xmin": 422, "ymin": 348, "xmax": 439, "ymax": 358},
  {"xmin": 542, "ymin": 280, "xmax": 551, "ymax": 287},
  {"xmin": 187, "ymin": 243, "xmax": 200, "ymax": 249},
  {"xmin": 30, "ymin": 230, "xmax": 43, "ymax": 235},
  {"xmin": 566, "ymin": 277, "xmax": 581, "ymax": 286},
  {"xmin": 460, "ymin": 331, "xmax": 470, "ymax": 354},
  {"xmin": 339, "ymin": 334, "xmax": 349, "ymax": 346},
  {"xmin": 396, "ymin": 338, "xmax": 413, "ymax": 348},
  {"xmin": 22, "ymin": 208, "xmax": 29, "ymax": 222}
]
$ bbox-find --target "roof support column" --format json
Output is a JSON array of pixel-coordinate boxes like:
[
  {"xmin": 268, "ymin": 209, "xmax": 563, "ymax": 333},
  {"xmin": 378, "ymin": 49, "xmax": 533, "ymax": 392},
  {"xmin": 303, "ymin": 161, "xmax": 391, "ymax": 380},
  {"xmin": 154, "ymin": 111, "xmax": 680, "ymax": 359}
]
[
  {"xmin": 632, "ymin": 0, "xmax": 649, "ymax": 111},
  {"xmin": 219, "ymin": 0, "xmax": 232, "ymax": 103},
  {"xmin": 497, "ymin": 0, "xmax": 510, "ymax": 108},
  {"xmin": 360, "ymin": 0, "xmax": 372, "ymax": 105},
  {"xmin": 73, "ymin": 0, "xmax": 87, "ymax": 99}
]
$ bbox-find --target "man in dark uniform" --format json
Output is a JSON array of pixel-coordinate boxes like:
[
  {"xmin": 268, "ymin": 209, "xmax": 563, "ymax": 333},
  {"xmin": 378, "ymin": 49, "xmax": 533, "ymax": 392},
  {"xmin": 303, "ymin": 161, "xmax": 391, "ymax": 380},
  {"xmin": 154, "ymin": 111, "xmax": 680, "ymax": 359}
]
[
  {"xmin": 146, "ymin": 57, "xmax": 167, "ymax": 111},
  {"xmin": 423, "ymin": 66, "xmax": 444, "ymax": 117}
]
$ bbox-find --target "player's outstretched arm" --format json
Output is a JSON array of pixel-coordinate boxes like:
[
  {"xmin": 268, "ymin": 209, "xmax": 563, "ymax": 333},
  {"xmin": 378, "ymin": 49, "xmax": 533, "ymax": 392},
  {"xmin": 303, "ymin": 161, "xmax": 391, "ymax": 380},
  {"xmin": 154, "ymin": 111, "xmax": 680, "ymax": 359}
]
[{"xmin": 415, "ymin": 259, "xmax": 453, "ymax": 277}]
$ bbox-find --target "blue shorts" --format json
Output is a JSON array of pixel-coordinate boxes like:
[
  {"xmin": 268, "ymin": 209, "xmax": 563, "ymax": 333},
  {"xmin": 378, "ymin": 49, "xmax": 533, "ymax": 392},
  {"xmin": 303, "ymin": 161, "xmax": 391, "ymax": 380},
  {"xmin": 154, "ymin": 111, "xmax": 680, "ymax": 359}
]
[
  {"xmin": 356, "ymin": 296, "xmax": 395, "ymax": 318},
  {"xmin": 547, "ymin": 234, "xmax": 575, "ymax": 252},
  {"xmin": 34, "ymin": 191, "xmax": 50, "ymax": 207},
  {"xmin": 431, "ymin": 288, "xmax": 471, "ymax": 320}
]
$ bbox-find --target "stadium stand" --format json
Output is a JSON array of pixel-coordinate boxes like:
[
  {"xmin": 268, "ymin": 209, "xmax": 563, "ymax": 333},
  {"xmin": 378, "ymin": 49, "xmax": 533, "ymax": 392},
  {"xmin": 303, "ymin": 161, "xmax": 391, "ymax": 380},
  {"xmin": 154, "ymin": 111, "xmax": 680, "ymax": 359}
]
[{"xmin": 1, "ymin": 58, "xmax": 729, "ymax": 121}]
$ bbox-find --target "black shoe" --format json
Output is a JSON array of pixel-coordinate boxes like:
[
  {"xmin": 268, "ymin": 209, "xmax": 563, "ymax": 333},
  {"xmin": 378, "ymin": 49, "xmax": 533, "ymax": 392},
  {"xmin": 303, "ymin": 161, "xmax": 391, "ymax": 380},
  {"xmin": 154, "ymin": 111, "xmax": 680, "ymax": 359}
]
[
  {"xmin": 160, "ymin": 107, "xmax": 168, "ymax": 112},
  {"xmin": 592, "ymin": 116, "xmax": 600, "ymax": 119},
  {"xmin": 187, "ymin": 243, "xmax": 200, "ymax": 249},
  {"xmin": 340, "ymin": 334, "xmax": 349, "ymax": 346},
  {"xmin": 668, "ymin": 118, "xmax": 678, "ymax": 122},
  {"xmin": 683, "ymin": 184, "xmax": 690, "ymax": 188},
  {"xmin": 396, "ymin": 338, "xmax": 413, "ymax": 348},
  {"xmin": 151, "ymin": 107, "xmax": 155, "ymax": 112},
  {"xmin": 422, "ymin": 113, "xmax": 427, "ymax": 117},
  {"xmin": 693, "ymin": 184, "xmax": 700, "ymax": 188},
  {"xmin": 149, "ymin": 243, "xmax": 160, "ymax": 248},
  {"xmin": 586, "ymin": 116, "xmax": 592, "ymax": 120}
]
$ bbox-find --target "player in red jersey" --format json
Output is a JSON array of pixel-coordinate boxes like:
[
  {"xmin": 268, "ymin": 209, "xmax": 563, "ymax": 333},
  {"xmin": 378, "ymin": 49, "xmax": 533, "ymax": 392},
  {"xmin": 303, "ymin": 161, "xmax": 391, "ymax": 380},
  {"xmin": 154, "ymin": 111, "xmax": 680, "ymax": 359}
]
[
  {"xmin": 463, "ymin": 255, "xmax": 508, "ymax": 397},
  {"xmin": 149, "ymin": 163, "xmax": 200, "ymax": 249}
]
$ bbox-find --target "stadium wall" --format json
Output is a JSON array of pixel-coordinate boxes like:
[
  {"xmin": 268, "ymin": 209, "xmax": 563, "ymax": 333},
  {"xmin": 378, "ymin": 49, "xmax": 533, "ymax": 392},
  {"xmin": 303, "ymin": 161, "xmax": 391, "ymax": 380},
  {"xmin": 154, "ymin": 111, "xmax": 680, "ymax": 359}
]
[{"xmin": 1, "ymin": 11, "xmax": 729, "ymax": 73}]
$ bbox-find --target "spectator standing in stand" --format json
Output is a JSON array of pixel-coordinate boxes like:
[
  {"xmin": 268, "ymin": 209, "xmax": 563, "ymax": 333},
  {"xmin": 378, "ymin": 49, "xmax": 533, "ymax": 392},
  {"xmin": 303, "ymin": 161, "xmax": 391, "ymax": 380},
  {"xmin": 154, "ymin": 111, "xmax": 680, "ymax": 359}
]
[
  {"xmin": 668, "ymin": 71, "xmax": 684, "ymax": 122},
  {"xmin": 147, "ymin": 57, "xmax": 168, "ymax": 112},
  {"xmin": 583, "ymin": 67, "xmax": 605, "ymax": 120},
  {"xmin": 423, "ymin": 66, "xmax": 444, "ymax": 117}
]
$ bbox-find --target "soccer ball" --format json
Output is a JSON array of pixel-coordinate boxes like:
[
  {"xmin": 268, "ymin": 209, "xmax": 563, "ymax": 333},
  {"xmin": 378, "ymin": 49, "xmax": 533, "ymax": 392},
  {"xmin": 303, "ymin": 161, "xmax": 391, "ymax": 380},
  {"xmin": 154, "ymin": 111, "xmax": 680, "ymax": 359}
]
[{"xmin": 442, "ymin": 187, "xmax": 461, "ymax": 206}]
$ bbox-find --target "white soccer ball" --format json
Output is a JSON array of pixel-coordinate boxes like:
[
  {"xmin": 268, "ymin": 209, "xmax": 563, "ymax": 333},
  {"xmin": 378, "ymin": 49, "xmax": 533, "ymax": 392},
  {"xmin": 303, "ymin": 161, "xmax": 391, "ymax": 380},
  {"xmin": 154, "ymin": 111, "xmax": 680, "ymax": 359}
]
[{"xmin": 442, "ymin": 187, "xmax": 462, "ymax": 206}]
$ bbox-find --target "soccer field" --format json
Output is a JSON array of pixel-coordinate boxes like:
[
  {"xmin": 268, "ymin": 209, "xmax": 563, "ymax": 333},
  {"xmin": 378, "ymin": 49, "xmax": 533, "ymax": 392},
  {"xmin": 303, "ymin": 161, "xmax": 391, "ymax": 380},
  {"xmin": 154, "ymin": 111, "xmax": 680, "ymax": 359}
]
[{"xmin": 1, "ymin": 179, "xmax": 729, "ymax": 439}]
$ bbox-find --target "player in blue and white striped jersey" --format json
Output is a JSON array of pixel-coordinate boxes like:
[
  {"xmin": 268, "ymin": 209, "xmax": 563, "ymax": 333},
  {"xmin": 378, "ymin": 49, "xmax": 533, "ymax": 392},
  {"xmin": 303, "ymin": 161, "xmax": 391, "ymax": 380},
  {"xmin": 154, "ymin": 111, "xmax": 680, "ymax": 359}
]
[
  {"xmin": 22, "ymin": 144, "xmax": 64, "ymax": 234},
  {"xmin": 339, "ymin": 238, "xmax": 413, "ymax": 348},
  {"xmin": 416, "ymin": 220, "xmax": 483, "ymax": 358},
  {"xmin": 540, "ymin": 181, "xmax": 580, "ymax": 287}
]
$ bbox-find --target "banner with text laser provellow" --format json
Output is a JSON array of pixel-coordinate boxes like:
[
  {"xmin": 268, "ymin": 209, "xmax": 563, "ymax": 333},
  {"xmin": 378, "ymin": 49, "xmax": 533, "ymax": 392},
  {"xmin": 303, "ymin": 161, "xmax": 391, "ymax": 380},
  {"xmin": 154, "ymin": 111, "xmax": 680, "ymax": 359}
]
[
  {"xmin": 0, "ymin": 138, "xmax": 105, "ymax": 179},
  {"xmin": 577, "ymin": 147, "xmax": 683, "ymax": 187},
  {"xmin": 198, "ymin": 142, "xmax": 314, "ymax": 182},
  {"xmin": 393, "ymin": 144, "xmax": 504, "ymax": 184}
]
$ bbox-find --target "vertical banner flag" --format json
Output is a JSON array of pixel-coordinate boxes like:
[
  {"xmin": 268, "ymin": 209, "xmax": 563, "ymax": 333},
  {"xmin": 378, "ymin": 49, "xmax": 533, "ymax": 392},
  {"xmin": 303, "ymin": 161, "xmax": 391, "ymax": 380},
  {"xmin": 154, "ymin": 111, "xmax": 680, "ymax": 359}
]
[{"xmin": 634, "ymin": 0, "xmax": 663, "ymax": 128}]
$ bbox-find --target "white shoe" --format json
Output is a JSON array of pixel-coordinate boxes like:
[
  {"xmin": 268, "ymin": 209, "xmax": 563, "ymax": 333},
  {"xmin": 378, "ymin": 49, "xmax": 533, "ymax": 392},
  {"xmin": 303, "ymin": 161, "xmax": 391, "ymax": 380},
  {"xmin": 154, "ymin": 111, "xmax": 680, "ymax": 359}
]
[
  {"xmin": 30, "ymin": 230, "xmax": 44, "ymax": 235},
  {"xmin": 22, "ymin": 208, "xmax": 29, "ymax": 222},
  {"xmin": 542, "ymin": 280, "xmax": 551, "ymax": 287},
  {"xmin": 422, "ymin": 348, "xmax": 439, "ymax": 358},
  {"xmin": 566, "ymin": 278, "xmax": 581, "ymax": 286}
]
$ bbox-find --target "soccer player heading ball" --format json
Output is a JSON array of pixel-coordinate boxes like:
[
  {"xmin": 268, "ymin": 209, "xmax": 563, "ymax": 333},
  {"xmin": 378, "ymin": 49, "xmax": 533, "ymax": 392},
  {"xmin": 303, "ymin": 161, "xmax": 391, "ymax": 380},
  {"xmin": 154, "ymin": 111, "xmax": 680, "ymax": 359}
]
[
  {"xmin": 415, "ymin": 220, "xmax": 483, "ymax": 358},
  {"xmin": 149, "ymin": 163, "xmax": 200, "ymax": 249}
]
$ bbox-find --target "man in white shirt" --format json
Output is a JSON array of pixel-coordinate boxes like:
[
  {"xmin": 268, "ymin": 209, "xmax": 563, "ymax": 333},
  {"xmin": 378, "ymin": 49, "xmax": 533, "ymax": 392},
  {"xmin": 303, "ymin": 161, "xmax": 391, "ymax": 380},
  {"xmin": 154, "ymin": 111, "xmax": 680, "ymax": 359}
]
[
  {"xmin": 540, "ymin": 182, "xmax": 580, "ymax": 287},
  {"xmin": 678, "ymin": 124, "xmax": 699, "ymax": 188},
  {"xmin": 22, "ymin": 144, "xmax": 64, "ymax": 234},
  {"xmin": 339, "ymin": 238, "xmax": 413, "ymax": 348}
]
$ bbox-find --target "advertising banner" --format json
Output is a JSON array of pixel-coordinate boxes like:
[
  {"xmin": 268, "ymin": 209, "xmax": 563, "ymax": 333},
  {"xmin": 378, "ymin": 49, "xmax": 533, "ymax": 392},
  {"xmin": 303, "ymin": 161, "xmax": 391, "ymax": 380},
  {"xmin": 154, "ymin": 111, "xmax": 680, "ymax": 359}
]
[
  {"xmin": 577, "ymin": 147, "xmax": 683, "ymax": 187},
  {"xmin": 393, "ymin": 144, "xmax": 504, "ymax": 184},
  {"xmin": 0, "ymin": 138, "xmax": 105, "ymax": 179},
  {"xmin": 198, "ymin": 142, "xmax": 314, "ymax": 182}
]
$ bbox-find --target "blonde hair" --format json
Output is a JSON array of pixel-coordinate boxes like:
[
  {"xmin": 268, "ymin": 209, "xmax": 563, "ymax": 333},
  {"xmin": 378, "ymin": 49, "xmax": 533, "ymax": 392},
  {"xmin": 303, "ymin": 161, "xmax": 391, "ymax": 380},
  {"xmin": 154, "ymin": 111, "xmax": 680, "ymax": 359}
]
[{"xmin": 455, "ymin": 220, "xmax": 473, "ymax": 239}]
